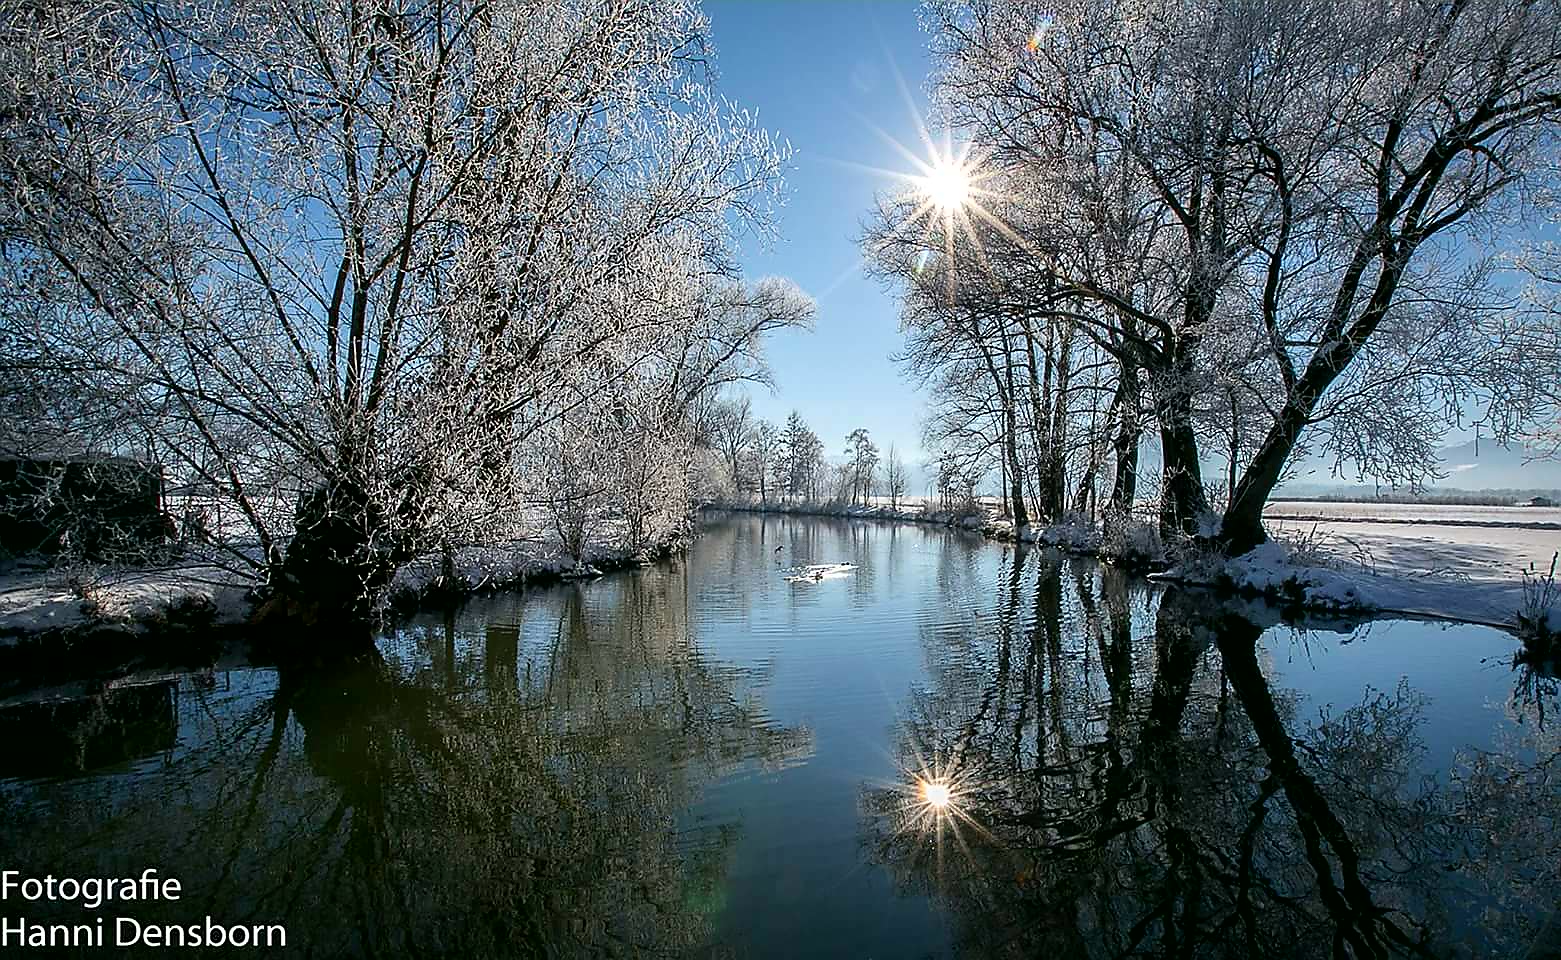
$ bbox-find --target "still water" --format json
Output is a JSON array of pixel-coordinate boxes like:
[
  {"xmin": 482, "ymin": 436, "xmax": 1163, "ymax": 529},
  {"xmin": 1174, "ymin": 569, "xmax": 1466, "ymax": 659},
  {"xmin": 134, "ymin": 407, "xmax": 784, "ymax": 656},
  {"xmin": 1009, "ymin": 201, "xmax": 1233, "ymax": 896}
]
[{"xmin": 2, "ymin": 513, "xmax": 1557, "ymax": 957}]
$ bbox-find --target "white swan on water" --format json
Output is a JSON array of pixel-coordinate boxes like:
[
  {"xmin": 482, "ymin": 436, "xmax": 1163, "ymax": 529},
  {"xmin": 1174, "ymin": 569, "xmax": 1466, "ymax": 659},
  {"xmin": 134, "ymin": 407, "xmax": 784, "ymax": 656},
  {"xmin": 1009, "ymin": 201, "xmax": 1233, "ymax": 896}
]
[{"xmin": 783, "ymin": 563, "xmax": 857, "ymax": 583}]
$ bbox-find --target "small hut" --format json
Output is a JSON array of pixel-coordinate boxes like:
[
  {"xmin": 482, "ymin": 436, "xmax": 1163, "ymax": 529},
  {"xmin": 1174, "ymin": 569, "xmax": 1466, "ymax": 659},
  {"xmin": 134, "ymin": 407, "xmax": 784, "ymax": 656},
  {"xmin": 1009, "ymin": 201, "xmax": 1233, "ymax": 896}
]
[{"xmin": 0, "ymin": 454, "xmax": 167, "ymax": 562}]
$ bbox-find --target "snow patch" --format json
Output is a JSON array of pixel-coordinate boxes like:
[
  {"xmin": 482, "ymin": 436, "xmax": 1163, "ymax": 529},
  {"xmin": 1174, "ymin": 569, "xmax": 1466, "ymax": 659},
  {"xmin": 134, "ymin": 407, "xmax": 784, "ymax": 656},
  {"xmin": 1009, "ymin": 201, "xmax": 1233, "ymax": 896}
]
[
  {"xmin": 1036, "ymin": 512, "xmax": 1103, "ymax": 552},
  {"xmin": 1, "ymin": 563, "xmax": 254, "ymax": 639}
]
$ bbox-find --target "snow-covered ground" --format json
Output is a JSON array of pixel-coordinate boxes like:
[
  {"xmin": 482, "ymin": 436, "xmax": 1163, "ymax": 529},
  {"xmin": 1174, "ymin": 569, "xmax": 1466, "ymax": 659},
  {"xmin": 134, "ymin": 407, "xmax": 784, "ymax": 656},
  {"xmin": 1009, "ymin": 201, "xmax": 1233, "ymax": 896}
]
[
  {"xmin": 0, "ymin": 562, "xmax": 254, "ymax": 639},
  {"xmin": 1264, "ymin": 517, "xmax": 1561, "ymax": 580},
  {"xmin": 1, "ymin": 516, "xmax": 684, "ymax": 641},
  {"xmin": 386, "ymin": 526, "xmax": 673, "ymax": 602},
  {"xmin": 1265, "ymin": 499, "xmax": 1561, "ymax": 527},
  {"xmin": 1176, "ymin": 517, "xmax": 1561, "ymax": 629}
]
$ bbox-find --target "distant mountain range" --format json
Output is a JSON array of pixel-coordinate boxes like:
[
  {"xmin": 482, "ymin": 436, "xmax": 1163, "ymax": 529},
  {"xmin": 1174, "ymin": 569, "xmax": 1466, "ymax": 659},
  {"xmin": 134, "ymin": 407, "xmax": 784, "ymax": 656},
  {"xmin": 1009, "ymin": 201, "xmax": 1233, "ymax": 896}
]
[
  {"xmin": 932, "ymin": 439, "xmax": 1560, "ymax": 502},
  {"xmin": 1276, "ymin": 440, "xmax": 1561, "ymax": 498}
]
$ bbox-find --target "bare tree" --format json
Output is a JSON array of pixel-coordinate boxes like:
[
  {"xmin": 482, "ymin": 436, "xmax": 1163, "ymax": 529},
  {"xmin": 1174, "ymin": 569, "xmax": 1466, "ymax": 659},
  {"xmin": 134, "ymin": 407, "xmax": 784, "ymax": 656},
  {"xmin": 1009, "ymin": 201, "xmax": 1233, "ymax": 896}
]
[
  {"xmin": 0, "ymin": 0, "xmax": 800, "ymax": 613},
  {"xmin": 892, "ymin": 0, "xmax": 1561, "ymax": 551},
  {"xmin": 710, "ymin": 395, "xmax": 755, "ymax": 493},
  {"xmin": 884, "ymin": 444, "xmax": 909, "ymax": 509},
  {"xmin": 750, "ymin": 420, "xmax": 781, "ymax": 504},
  {"xmin": 844, "ymin": 428, "xmax": 880, "ymax": 506}
]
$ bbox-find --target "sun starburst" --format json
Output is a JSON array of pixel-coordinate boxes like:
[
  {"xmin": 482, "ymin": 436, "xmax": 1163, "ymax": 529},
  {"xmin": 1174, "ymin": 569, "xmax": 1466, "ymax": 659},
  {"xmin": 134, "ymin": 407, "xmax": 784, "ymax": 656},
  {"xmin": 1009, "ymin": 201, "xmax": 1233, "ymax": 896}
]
[
  {"xmin": 862, "ymin": 732, "xmax": 1001, "ymax": 890},
  {"xmin": 841, "ymin": 55, "xmax": 1049, "ymax": 308},
  {"xmin": 918, "ymin": 156, "xmax": 972, "ymax": 214}
]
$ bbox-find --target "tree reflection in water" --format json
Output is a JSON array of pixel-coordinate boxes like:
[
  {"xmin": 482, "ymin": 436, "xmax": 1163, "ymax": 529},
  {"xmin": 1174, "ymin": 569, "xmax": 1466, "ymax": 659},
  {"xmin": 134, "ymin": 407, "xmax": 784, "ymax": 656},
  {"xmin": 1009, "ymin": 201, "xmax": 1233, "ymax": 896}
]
[
  {"xmin": 863, "ymin": 553, "xmax": 1561, "ymax": 959},
  {"xmin": 0, "ymin": 568, "xmax": 812, "ymax": 957}
]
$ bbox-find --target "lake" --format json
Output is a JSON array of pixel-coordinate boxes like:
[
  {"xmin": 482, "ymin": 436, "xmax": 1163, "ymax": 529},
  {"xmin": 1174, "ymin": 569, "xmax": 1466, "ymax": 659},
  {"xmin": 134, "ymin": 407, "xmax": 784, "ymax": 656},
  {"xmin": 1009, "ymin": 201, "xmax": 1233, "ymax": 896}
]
[{"xmin": 2, "ymin": 512, "xmax": 1557, "ymax": 957}]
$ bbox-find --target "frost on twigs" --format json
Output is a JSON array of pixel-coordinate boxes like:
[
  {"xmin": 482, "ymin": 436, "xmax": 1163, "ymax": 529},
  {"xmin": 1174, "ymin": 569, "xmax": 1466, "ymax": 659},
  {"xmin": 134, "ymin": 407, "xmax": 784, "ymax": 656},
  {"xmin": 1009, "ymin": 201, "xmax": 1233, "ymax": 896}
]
[
  {"xmin": 0, "ymin": 0, "xmax": 808, "ymax": 618},
  {"xmin": 868, "ymin": 0, "xmax": 1561, "ymax": 551},
  {"xmin": 1517, "ymin": 552, "xmax": 1560, "ymax": 652}
]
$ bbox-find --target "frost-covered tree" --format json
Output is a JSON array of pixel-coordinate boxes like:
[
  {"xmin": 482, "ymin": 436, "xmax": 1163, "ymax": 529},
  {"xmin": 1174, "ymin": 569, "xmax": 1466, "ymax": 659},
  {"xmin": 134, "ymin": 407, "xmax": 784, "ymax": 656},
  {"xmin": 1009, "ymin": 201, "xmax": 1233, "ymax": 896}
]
[
  {"xmin": 777, "ymin": 411, "xmax": 823, "ymax": 501},
  {"xmin": 710, "ymin": 395, "xmax": 755, "ymax": 492},
  {"xmin": 750, "ymin": 419, "xmax": 780, "ymax": 503},
  {"xmin": 0, "ymin": 0, "xmax": 802, "ymax": 612},
  {"xmin": 844, "ymin": 428, "xmax": 880, "ymax": 505},
  {"xmin": 885, "ymin": 444, "xmax": 909, "ymax": 509},
  {"xmin": 895, "ymin": 0, "xmax": 1561, "ymax": 551}
]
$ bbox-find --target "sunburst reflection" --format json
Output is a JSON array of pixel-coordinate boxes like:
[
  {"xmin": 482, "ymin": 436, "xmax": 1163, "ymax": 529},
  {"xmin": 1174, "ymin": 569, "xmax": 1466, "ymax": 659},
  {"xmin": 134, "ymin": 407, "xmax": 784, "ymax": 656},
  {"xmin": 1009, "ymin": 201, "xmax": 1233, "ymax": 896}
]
[
  {"xmin": 865, "ymin": 741, "xmax": 998, "ymax": 887},
  {"xmin": 920, "ymin": 778, "xmax": 953, "ymax": 810}
]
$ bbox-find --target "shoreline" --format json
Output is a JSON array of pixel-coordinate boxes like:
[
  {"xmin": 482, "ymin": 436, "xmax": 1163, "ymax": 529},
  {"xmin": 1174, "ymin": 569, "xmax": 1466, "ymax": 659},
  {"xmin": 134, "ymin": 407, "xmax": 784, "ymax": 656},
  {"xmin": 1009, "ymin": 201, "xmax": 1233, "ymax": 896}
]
[
  {"xmin": 0, "ymin": 527, "xmax": 695, "ymax": 695},
  {"xmin": 703, "ymin": 501, "xmax": 1540, "ymax": 636},
  {"xmin": 3, "ymin": 504, "xmax": 1546, "ymax": 696}
]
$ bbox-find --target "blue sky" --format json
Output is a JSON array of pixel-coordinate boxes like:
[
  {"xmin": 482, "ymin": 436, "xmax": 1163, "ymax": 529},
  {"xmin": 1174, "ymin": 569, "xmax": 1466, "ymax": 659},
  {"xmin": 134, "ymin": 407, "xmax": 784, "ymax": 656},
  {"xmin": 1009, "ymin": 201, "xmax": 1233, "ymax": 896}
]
[
  {"xmin": 702, "ymin": 0, "xmax": 1559, "ymax": 493},
  {"xmin": 705, "ymin": 0, "xmax": 932, "ymax": 465}
]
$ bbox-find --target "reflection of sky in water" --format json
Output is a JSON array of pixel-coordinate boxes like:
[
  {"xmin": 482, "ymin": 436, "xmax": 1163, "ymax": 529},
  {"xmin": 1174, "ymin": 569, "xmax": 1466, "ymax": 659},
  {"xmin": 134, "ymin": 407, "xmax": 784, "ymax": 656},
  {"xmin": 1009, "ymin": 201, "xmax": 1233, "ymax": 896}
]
[
  {"xmin": 1263, "ymin": 619, "xmax": 1526, "ymax": 774},
  {"xmin": 670, "ymin": 516, "xmax": 1544, "ymax": 957},
  {"xmin": 0, "ymin": 512, "xmax": 1548, "ymax": 958}
]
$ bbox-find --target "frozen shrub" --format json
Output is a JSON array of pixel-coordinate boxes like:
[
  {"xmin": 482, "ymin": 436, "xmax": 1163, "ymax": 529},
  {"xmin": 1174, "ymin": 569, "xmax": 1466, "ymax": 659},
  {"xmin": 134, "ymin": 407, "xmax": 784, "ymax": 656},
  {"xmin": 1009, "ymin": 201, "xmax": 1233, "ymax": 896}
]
[
  {"xmin": 1518, "ymin": 552, "xmax": 1559, "ymax": 650},
  {"xmin": 1102, "ymin": 519, "xmax": 1164, "ymax": 567},
  {"xmin": 1041, "ymin": 512, "xmax": 1102, "ymax": 552}
]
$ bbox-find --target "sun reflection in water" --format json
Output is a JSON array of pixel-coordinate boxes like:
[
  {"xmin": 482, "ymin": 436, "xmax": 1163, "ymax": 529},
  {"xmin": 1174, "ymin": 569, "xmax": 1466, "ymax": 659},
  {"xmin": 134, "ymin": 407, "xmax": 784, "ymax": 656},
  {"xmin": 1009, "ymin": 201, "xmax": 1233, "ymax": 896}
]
[
  {"xmin": 873, "ymin": 748, "xmax": 997, "ymax": 884},
  {"xmin": 919, "ymin": 778, "xmax": 953, "ymax": 811}
]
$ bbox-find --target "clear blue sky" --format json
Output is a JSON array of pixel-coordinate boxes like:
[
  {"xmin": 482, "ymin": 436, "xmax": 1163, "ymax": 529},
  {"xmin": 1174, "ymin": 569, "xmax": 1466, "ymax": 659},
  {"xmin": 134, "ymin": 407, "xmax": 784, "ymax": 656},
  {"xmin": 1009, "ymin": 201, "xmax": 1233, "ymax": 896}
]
[
  {"xmin": 705, "ymin": 0, "xmax": 932, "ymax": 466},
  {"xmin": 702, "ymin": 1, "xmax": 1559, "ymax": 494}
]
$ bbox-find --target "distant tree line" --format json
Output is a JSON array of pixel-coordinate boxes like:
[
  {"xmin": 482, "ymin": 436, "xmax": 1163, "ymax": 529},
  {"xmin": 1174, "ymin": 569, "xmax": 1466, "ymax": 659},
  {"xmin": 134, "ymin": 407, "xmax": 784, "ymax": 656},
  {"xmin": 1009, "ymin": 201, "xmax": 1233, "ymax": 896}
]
[{"xmin": 704, "ymin": 401, "xmax": 913, "ymax": 509}]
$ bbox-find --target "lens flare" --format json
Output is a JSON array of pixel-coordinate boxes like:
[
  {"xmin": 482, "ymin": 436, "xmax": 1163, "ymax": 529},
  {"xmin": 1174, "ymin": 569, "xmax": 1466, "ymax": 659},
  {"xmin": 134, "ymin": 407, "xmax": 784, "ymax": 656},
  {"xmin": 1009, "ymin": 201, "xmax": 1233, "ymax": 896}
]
[
  {"xmin": 918, "ymin": 159, "xmax": 971, "ymax": 214},
  {"xmin": 1027, "ymin": 13, "xmax": 1056, "ymax": 51},
  {"xmin": 920, "ymin": 779, "xmax": 953, "ymax": 810}
]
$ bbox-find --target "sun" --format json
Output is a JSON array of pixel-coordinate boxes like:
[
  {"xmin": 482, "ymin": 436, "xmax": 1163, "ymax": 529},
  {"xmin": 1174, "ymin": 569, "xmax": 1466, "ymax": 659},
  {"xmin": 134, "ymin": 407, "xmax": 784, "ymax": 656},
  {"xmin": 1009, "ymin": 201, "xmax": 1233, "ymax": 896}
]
[
  {"xmin": 918, "ymin": 158, "xmax": 971, "ymax": 214},
  {"xmin": 919, "ymin": 779, "xmax": 954, "ymax": 810},
  {"xmin": 841, "ymin": 71, "xmax": 1046, "ymax": 307}
]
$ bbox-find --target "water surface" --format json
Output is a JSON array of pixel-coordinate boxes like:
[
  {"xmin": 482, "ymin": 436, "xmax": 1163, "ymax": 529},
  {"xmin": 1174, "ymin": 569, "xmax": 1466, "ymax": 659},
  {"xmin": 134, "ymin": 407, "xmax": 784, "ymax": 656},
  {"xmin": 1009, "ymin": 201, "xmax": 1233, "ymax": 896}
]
[{"xmin": 2, "ymin": 513, "xmax": 1557, "ymax": 957}]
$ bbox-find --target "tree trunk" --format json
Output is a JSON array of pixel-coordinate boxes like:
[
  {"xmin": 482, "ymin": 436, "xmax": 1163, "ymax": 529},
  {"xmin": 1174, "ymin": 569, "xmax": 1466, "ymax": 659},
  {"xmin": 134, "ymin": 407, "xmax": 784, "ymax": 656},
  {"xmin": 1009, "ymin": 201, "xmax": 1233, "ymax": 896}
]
[
  {"xmin": 1156, "ymin": 392, "xmax": 1208, "ymax": 540},
  {"xmin": 1108, "ymin": 360, "xmax": 1141, "ymax": 520},
  {"xmin": 1225, "ymin": 391, "xmax": 1240, "ymax": 506},
  {"xmin": 1035, "ymin": 309, "xmax": 1060, "ymax": 520},
  {"xmin": 278, "ymin": 472, "xmax": 408, "ymax": 623},
  {"xmin": 1021, "ymin": 309, "xmax": 1051, "ymax": 523},
  {"xmin": 1223, "ymin": 247, "xmax": 1415, "ymax": 554},
  {"xmin": 1158, "ymin": 415, "xmax": 1208, "ymax": 539},
  {"xmin": 1004, "ymin": 360, "xmax": 1029, "ymax": 527},
  {"xmin": 1044, "ymin": 318, "xmax": 1074, "ymax": 518},
  {"xmin": 1152, "ymin": 343, "xmax": 1208, "ymax": 539},
  {"xmin": 1221, "ymin": 390, "xmax": 1306, "ymax": 554}
]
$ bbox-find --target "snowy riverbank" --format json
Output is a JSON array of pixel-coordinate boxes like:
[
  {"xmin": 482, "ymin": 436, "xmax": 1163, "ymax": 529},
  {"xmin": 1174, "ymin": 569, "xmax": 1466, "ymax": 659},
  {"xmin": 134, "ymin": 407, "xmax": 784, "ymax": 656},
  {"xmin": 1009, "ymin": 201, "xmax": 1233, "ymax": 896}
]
[
  {"xmin": 0, "ymin": 525, "xmax": 694, "ymax": 694},
  {"xmin": 709, "ymin": 500, "xmax": 1559, "ymax": 634},
  {"xmin": 0, "ymin": 562, "xmax": 254, "ymax": 642},
  {"xmin": 1, "ymin": 524, "xmax": 692, "ymax": 648},
  {"xmin": 4, "ymin": 499, "xmax": 1552, "ymax": 671}
]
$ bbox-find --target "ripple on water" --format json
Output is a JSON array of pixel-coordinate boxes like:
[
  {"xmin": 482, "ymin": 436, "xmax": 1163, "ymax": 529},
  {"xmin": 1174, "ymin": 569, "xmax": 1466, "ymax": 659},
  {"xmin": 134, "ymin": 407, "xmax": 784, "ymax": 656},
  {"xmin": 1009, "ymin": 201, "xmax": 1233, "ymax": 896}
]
[{"xmin": 0, "ymin": 512, "xmax": 1553, "ymax": 959}]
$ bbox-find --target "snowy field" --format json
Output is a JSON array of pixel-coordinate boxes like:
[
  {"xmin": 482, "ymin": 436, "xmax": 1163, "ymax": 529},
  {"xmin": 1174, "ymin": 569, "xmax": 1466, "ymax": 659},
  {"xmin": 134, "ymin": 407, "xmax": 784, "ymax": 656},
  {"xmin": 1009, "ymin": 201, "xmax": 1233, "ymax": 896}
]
[
  {"xmin": 1265, "ymin": 499, "xmax": 1561, "ymax": 526},
  {"xmin": 1254, "ymin": 502, "xmax": 1559, "ymax": 626},
  {"xmin": 1254, "ymin": 516, "xmax": 1560, "ymax": 627}
]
